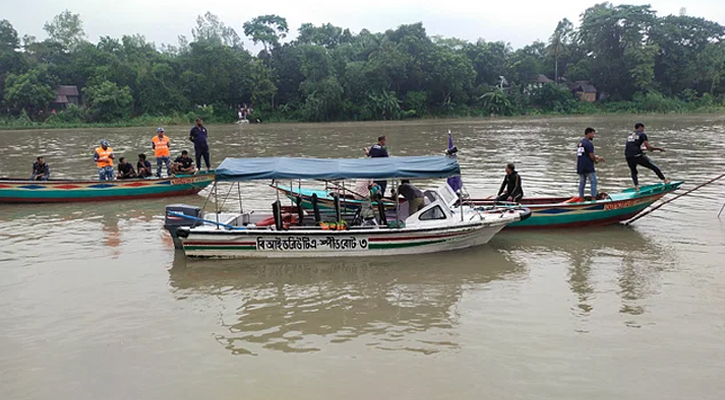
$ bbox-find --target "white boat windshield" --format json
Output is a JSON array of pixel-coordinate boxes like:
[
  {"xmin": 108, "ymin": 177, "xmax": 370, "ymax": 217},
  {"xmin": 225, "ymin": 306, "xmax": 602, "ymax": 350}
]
[{"xmin": 435, "ymin": 184, "xmax": 459, "ymax": 208}]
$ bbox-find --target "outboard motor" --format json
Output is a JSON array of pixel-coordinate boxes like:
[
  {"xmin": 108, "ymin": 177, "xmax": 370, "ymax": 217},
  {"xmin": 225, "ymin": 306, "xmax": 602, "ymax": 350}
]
[{"xmin": 165, "ymin": 204, "xmax": 202, "ymax": 249}]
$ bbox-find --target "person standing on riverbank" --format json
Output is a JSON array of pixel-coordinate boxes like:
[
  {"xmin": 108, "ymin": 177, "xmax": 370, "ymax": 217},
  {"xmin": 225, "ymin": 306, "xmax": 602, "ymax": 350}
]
[
  {"xmin": 625, "ymin": 122, "xmax": 669, "ymax": 191},
  {"xmin": 364, "ymin": 135, "xmax": 389, "ymax": 196},
  {"xmin": 30, "ymin": 156, "xmax": 50, "ymax": 181},
  {"xmin": 152, "ymin": 127, "xmax": 171, "ymax": 178},
  {"xmin": 577, "ymin": 127, "xmax": 604, "ymax": 199},
  {"xmin": 189, "ymin": 117, "xmax": 210, "ymax": 172},
  {"xmin": 94, "ymin": 140, "xmax": 115, "ymax": 181}
]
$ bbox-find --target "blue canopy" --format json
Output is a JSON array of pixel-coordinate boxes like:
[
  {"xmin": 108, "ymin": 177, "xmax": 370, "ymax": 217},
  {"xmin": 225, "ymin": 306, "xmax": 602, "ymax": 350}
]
[{"xmin": 214, "ymin": 156, "xmax": 460, "ymax": 181}]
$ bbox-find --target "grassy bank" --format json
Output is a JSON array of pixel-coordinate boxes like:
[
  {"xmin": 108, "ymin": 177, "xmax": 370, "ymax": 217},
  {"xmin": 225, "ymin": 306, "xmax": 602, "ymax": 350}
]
[{"xmin": 2, "ymin": 101, "xmax": 724, "ymax": 131}]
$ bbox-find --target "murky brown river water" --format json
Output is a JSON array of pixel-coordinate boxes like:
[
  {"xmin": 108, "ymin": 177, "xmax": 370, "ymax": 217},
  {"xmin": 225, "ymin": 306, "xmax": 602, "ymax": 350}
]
[{"xmin": 1, "ymin": 115, "xmax": 725, "ymax": 399}]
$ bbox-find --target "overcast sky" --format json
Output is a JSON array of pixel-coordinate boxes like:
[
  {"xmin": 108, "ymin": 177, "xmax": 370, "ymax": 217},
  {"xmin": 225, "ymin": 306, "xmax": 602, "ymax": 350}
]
[{"xmin": 4, "ymin": 0, "xmax": 725, "ymax": 50}]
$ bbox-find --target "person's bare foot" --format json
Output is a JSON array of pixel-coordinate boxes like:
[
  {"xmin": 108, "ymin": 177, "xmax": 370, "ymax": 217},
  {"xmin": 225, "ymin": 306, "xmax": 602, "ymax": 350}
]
[
  {"xmin": 635, "ymin": 185, "xmax": 640, "ymax": 192},
  {"xmin": 664, "ymin": 179, "xmax": 670, "ymax": 185}
]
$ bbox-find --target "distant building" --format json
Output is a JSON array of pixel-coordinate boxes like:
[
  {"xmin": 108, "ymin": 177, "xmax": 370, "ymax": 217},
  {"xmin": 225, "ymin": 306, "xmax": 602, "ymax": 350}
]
[
  {"xmin": 533, "ymin": 74, "xmax": 554, "ymax": 84},
  {"xmin": 50, "ymin": 85, "xmax": 80, "ymax": 110},
  {"xmin": 568, "ymin": 81, "xmax": 598, "ymax": 102}
]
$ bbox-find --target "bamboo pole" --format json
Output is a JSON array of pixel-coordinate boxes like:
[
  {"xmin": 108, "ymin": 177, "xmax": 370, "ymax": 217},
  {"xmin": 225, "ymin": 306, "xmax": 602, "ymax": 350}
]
[{"xmin": 625, "ymin": 173, "xmax": 725, "ymax": 226}]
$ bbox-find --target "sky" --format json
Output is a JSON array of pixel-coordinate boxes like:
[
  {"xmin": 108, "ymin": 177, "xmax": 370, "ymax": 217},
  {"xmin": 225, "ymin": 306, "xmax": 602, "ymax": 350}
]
[{"xmin": 3, "ymin": 0, "xmax": 725, "ymax": 50}]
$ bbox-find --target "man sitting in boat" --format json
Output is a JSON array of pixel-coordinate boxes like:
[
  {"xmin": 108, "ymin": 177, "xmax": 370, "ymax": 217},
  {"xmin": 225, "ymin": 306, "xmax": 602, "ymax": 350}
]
[
  {"xmin": 30, "ymin": 156, "xmax": 50, "ymax": 181},
  {"xmin": 116, "ymin": 157, "xmax": 137, "ymax": 179},
  {"xmin": 397, "ymin": 180, "xmax": 426, "ymax": 214},
  {"xmin": 137, "ymin": 154, "xmax": 153, "ymax": 178},
  {"xmin": 94, "ymin": 140, "xmax": 115, "ymax": 181},
  {"xmin": 171, "ymin": 150, "xmax": 195, "ymax": 175},
  {"xmin": 496, "ymin": 163, "xmax": 523, "ymax": 202}
]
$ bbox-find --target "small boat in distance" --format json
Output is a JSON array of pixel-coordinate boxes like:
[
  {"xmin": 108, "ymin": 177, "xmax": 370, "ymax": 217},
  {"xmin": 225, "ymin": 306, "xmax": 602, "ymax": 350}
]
[
  {"xmin": 276, "ymin": 181, "xmax": 683, "ymax": 229},
  {"xmin": 0, "ymin": 172, "xmax": 215, "ymax": 203},
  {"xmin": 166, "ymin": 156, "xmax": 531, "ymax": 259}
]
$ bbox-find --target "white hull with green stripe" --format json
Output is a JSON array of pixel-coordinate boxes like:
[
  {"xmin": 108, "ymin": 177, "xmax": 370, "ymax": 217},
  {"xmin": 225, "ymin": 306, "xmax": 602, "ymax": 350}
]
[
  {"xmin": 180, "ymin": 221, "xmax": 508, "ymax": 259},
  {"xmin": 173, "ymin": 184, "xmax": 529, "ymax": 259}
]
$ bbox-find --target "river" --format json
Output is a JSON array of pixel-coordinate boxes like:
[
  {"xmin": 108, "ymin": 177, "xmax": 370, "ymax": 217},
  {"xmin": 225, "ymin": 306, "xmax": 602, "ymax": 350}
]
[{"xmin": 1, "ymin": 115, "xmax": 725, "ymax": 400}]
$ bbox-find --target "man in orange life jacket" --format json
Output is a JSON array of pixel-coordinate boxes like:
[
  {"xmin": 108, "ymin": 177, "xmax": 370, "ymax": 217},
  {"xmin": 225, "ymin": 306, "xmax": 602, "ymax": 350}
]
[
  {"xmin": 152, "ymin": 127, "xmax": 171, "ymax": 178},
  {"xmin": 94, "ymin": 140, "xmax": 115, "ymax": 180}
]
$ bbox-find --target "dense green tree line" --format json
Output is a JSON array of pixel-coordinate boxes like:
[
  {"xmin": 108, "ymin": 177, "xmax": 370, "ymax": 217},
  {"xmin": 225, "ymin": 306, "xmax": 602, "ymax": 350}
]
[{"xmin": 1, "ymin": 3, "xmax": 724, "ymax": 126}]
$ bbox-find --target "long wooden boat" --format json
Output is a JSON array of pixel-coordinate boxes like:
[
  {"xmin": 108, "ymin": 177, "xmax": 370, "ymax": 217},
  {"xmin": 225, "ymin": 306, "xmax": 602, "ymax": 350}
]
[
  {"xmin": 277, "ymin": 181, "xmax": 683, "ymax": 229},
  {"xmin": 167, "ymin": 156, "xmax": 530, "ymax": 259},
  {"xmin": 0, "ymin": 172, "xmax": 214, "ymax": 203}
]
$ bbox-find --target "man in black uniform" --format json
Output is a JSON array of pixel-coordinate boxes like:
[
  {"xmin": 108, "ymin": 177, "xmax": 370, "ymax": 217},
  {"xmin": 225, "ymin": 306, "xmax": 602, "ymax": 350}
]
[
  {"xmin": 625, "ymin": 122, "xmax": 669, "ymax": 191},
  {"xmin": 496, "ymin": 163, "xmax": 523, "ymax": 202}
]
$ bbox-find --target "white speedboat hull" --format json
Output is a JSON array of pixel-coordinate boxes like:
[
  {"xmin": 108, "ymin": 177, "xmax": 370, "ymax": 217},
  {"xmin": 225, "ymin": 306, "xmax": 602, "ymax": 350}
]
[{"xmin": 179, "ymin": 221, "xmax": 508, "ymax": 259}]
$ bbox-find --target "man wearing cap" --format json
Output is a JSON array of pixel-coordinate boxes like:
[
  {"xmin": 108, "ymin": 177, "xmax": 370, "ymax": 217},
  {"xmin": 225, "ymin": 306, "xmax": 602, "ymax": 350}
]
[
  {"xmin": 94, "ymin": 140, "xmax": 115, "ymax": 181},
  {"xmin": 625, "ymin": 122, "xmax": 669, "ymax": 191},
  {"xmin": 152, "ymin": 127, "xmax": 171, "ymax": 178}
]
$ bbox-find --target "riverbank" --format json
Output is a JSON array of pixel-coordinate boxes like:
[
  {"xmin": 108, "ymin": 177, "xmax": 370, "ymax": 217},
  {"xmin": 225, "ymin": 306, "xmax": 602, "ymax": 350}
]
[{"xmin": 1, "ymin": 104, "xmax": 724, "ymax": 131}]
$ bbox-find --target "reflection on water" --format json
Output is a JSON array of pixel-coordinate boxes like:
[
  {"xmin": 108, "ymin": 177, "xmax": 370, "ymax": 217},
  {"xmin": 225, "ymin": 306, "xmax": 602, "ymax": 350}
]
[{"xmin": 169, "ymin": 247, "xmax": 525, "ymax": 355}]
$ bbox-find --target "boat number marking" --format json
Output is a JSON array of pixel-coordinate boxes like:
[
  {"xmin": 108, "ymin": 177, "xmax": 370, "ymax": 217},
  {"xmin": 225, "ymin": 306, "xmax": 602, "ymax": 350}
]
[{"xmin": 256, "ymin": 236, "xmax": 369, "ymax": 251}]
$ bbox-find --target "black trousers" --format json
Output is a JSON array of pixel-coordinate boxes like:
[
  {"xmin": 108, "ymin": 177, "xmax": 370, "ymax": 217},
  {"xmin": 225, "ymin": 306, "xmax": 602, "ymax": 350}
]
[
  {"xmin": 374, "ymin": 180, "xmax": 387, "ymax": 197},
  {"xmin": 627, "ymin": 156, "xmax": 665, "ymax": 186},
  {"xmin": 496, "ymin": 192, "xmax": 523, "ymax": 202},
  {"xmin": 195, "ymin": 148, "xmax": 210, "ymax": 170}
]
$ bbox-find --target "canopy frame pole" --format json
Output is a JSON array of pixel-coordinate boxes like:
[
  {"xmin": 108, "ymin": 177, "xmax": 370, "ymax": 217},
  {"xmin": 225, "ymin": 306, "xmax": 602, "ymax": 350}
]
[
  {"xmin": 214, "ymin": 181, "xmax": 219, "ymax": 227},
  {"xmin": 718, "ymin": 201, "xmax": 725, "ymax": 218},
  {"xmin": 237, "ymin": 182, "xmax": 243, "ymax": 213},
  {"xmin": 342, "ymin": 180, "xmax": 347, "ymax": 214},
  {"xmin": 394, "ymin": 180, "xmax": 400, "ymax": 227},
  {"xmin": 200, "ymin": 181, "xmax": 215, "ymax": 213}
]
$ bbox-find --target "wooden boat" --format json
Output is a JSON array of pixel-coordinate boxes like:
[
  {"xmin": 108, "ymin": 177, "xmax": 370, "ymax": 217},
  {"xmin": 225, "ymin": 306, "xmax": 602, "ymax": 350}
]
[
  {"xmin": 166, "ymin": 156, "xmax": 531, "ymax": 259},
  {"xmin": 277, "ymin": 181, "xmax": 683, "ymax": 229},
  {"xmin": 0, "ymin": 172, "xmax": 214, "ymax": 203}
]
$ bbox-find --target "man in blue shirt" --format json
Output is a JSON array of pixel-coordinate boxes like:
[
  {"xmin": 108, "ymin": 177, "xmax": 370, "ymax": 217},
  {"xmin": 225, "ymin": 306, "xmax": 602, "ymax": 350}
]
[
  {"xmin": 364, "ymin": 135, "xmax": 389, "ymax": 196},
  {"xmin": 189, "ymin": 117, "xmax": 210, "ymax": 171},
  {"xmin": 625, "ymin": 122, "xmax": 669, "ymax": 191},
  {"xmin": 577, "ymin": 127, "xmax": 605, "ymax": 200}
]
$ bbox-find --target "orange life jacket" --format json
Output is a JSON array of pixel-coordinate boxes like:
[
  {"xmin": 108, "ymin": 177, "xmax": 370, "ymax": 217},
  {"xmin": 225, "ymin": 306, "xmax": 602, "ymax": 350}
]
[
  {"xmin": 152, "ymin": 135, "xmax": 170, "ymax": 157},
  {"xmin": 95, "ymin": 146, "xmax": 114, "ymax": 168}
]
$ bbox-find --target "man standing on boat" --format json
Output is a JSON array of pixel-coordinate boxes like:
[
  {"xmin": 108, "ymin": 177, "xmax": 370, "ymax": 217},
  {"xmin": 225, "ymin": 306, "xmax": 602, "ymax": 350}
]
[
  {"xmin": 189, "ymin": 117, "xmax": 211, "ymax": 172},
  {"xmin": 152, "ymin": 127, "xmax": 171, "ymax": 178},
  {"xmin": 364, "ymin": 135, "xmax": 389, "ymax": 196},
  {"xmin": 496, "ymin": 163, "xmax": 523, "ymax": 202},
  {"xmin": 625, "ymin": 122, "xmax": 669, "ymax": 191},
  {"xmin": 94, "ymin": 140, "xmax": 115, "ymax": 181},
  {"xmin": 577, "ymin": 127, "xmax": 604, "ymax": 200},
  {"xmin": 30, "ymin": 156, "xmax": 50, "ymax": 181}
]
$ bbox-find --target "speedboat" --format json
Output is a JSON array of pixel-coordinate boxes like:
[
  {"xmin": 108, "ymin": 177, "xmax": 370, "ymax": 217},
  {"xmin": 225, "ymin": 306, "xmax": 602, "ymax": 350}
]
[{"xmin": 165, "ymin": 156, "xmax": 530, "ymax": 259}]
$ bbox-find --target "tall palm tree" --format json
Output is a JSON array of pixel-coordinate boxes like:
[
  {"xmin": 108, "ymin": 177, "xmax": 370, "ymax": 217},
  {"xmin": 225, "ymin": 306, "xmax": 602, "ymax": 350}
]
[{"xmin": 547, "ymin": 19, "xmax": 573, "ymax": 83}]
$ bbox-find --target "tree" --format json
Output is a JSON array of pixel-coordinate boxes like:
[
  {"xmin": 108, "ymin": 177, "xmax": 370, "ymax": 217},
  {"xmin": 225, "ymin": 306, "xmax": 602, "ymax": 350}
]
[
  {"xmin": 0, "ymin": 20, "xmax": 20, "ymax": 51},
  {"xmin": 83, "ymin": 80, "xmax": 133, "ymax": 121},
  {"xmin": 297, "ymin": 23, "xmax": 352, "ymax": 49},
  {"xmin": 243, "ymin": 15, "xmax": 289, "ymax": 54},
  {"xmin": 577, "ymin": 3, "xmax": 658, "ymax": 100},
  {"xmin": 192, "ymin": 12, "xmax": 241, "ymax": 48},
  {"xmin": 43, "ymin": 10, "xmax": 86, "ymax": 51},
  {"xmin": 3, "ymin": 68, "xmax": 56, "ymax": 114},
  {"xmin": 546, "ymin": 18, "xmax": 572, "ymax": 83}
]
